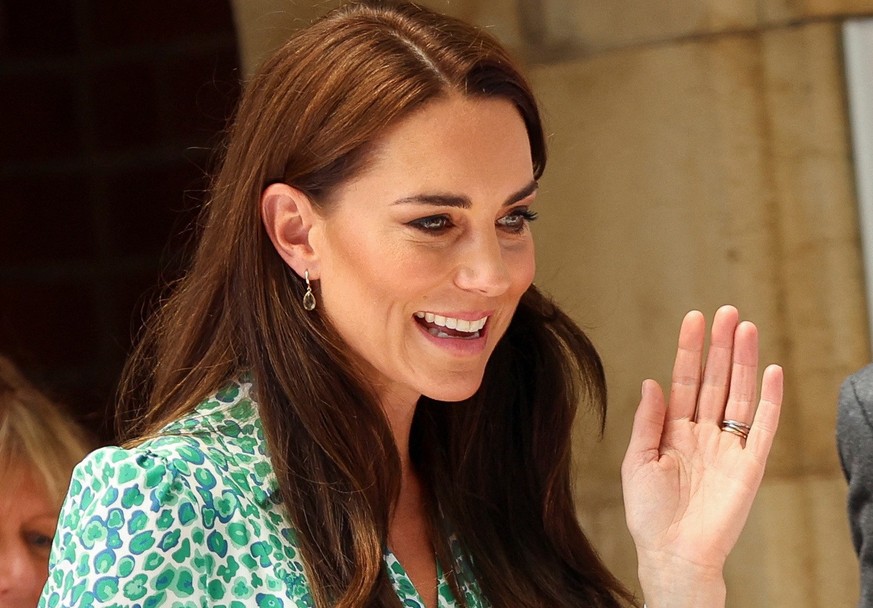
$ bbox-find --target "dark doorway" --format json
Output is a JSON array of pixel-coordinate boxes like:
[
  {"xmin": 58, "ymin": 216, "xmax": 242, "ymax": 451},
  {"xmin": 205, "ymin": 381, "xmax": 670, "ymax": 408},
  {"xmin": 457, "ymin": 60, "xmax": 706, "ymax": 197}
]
[{"xmin": 0, "ymin": 1, "xmax": 242, "ymax": 442}]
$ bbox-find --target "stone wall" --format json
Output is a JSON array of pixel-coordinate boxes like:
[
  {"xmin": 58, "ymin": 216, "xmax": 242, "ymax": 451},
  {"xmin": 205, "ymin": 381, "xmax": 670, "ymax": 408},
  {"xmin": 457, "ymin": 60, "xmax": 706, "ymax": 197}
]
[{"xmin": 232, "ymin": 2, "xmax": 873, "ymax": 606}]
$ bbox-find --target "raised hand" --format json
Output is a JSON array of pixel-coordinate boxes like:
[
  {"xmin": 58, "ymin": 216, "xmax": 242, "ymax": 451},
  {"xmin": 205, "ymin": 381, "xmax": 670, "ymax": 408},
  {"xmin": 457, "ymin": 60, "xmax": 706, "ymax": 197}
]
[{"xmin": 621, "ymin": 306, "xmax": 783, "ymax": 607}]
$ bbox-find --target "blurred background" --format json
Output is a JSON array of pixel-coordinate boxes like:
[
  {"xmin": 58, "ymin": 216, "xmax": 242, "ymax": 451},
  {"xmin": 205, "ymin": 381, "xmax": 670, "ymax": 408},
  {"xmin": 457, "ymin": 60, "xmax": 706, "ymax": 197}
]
[
  {"xmin": 2, "ymin": 1, "xmax": 872, "ymax": 606},
  {"xmin": 0, "ymin": 2, "xmax": 241, "ymax": 440}
]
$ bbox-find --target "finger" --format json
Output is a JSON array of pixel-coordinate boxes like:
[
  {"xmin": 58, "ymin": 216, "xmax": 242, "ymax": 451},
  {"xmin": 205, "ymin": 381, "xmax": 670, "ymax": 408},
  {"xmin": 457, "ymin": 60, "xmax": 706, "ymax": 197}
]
[
  {"xmin": 722, "ymin": 321, "xmax": 759, "ymax": 426},
  {"xmin": 666, "ymin": 310, "xmax": 705, "ymax": 421},
  {"xmin": 745, "ymin": 364, "xmax": 783, "ymax": 461},
  {"xmin": 625, "ymin": 379, "xmax": 667, "ymax": 463},
  {"xmin": 696, "ymin": 305, "xmax": 739, "ymax": 424}
]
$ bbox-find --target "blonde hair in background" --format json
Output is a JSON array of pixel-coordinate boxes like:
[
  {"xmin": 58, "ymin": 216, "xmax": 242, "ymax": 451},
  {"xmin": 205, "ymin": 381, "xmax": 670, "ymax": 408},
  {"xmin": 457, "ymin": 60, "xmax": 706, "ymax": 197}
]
[{"xmin": 0, "ymin": 356, "xmax": 92, "ymax": 505}]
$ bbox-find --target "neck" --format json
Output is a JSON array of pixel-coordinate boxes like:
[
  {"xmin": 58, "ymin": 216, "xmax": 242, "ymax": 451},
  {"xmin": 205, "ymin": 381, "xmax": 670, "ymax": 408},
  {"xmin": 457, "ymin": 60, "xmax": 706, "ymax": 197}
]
[
  {"xmin": 379, "ymin": 386, "xmax": 438, "ymax": 607},
  {"xmin": 379, "ymin": 386, "xmax": 420, "ymax": 483}
]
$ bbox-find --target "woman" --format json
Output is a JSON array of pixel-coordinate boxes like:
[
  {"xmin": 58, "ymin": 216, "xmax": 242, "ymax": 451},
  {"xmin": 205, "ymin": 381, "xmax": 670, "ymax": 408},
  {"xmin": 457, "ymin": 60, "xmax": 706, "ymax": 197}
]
[
  {"xmin": 40, "ymin": 2, "xmax": 782, "ymax": 607},
  {"xmin": 0, "ymin": 356, "xmax": 92, "ymax": 607}
]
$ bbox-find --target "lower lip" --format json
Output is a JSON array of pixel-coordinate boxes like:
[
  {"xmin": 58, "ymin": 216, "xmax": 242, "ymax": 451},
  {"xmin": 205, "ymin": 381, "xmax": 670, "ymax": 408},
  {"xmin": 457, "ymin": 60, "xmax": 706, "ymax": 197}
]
[{"xmin": 414, "ymin": 319, "xmax": 489, "ymax": 356}]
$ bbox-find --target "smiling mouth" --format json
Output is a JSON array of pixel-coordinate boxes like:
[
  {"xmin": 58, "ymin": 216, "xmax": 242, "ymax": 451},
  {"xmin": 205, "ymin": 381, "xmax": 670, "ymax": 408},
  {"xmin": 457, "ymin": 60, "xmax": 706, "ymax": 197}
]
[{"xmin": 413, "ymin": 312, "xmax": 488, "ymax": 339}]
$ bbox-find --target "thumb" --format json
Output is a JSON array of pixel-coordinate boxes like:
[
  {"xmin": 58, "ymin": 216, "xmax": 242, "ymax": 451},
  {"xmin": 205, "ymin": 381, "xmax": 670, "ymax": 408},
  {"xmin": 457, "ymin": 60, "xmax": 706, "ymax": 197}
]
[{"xmin": 623, "ymin": 379, "xmax": 667, "ymax": 471}]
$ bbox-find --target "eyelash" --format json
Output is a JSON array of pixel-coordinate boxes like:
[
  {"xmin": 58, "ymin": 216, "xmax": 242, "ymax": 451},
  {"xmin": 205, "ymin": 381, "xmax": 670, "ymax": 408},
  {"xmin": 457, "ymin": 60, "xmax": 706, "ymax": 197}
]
[
  {"xmin": 25, "ymin": 531, "xmax": 53, "ymax": 551},
  {"xmin": 409, "ymin": 208, "xmax": 538, "ymax": 234}
]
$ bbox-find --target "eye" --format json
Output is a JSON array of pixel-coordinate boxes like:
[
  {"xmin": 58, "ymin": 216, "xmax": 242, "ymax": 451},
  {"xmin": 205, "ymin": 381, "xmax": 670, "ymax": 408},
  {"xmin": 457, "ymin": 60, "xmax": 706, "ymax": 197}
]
[
  {"xmin": 498, "ymin": 207, "xmax": 538, "ymax": 233},
  {"xmin": 25, "ymin": 531, "xmax": 54, "ymax": 554},
  {"xmin": 408, "ymin": 214, "xmax": 453, "ymax": 233}
]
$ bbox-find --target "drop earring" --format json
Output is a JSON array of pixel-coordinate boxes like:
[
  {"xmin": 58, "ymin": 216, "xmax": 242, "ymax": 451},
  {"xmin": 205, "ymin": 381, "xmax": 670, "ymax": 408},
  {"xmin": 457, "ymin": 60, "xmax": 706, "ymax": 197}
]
[{"xmin": 302, "ymin": 270, "xmax": 316, "ymax": 311}]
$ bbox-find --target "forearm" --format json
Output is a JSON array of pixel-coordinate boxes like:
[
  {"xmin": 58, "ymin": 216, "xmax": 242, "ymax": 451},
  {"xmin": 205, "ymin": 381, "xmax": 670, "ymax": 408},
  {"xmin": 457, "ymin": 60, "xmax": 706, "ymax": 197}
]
[{"xmin": 637, "ymin": 552, "xmax": 726, "ymax": 608}]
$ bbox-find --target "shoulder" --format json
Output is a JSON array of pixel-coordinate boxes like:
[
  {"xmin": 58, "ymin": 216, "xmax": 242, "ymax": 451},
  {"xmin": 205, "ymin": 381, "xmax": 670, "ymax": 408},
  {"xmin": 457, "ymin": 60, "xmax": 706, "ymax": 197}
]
[
  {"xmin": 97, "ymin": 379, "xmax": 279, "ymax": 510},
  {"xmin": 841, "ymin": 364, "xmax": 873, "ymax": 405},
  {"xmin": 839, "ymin": 364, "xmax": 873, "ymax": 428},
  {"xmin": 156, "ymin": 377, "xmax": 264, "ymax": 457},
  {"xmin": 65, "ymin": 378, "xmax": 281, "ymax": 522},
  {"xmin": 40, "ymin": 381, "xmax": 312, "ymax": 607},
  {"xmin": 838, "ymin": 364, "xmax": 873, "ymax": 480},
  {"xmin": 42, "ymin": 444, "xmax": 208, "ymax": 605},
  {"xmin": 58, "ymin": 444, "xmax": 201, "ymax": 539}
]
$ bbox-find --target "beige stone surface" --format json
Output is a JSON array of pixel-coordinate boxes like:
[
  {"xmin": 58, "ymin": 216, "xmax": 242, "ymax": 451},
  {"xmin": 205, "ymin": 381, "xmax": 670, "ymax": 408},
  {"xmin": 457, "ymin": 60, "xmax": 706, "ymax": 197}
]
[
  {"xmin": 530, "ymin": 19, "xmax": 865, "ymax": 604},
  {"xmin": 532, "ymin": 38, "xmax": 786, "ymax": 597},
  {"xmin": 532, "ymin": 0, "xmax": 757, "ymax": 54},
  {"xmin": 724, "ymin": 479, "xmax": 808, "ymax": 606},
  {"xmin": 231, "ymin": 0, "xmax": 339, "ymax": 74},
  {"xmin": 761, "ymin": 0, "xmax": 873, "ymax": 24},
  {"xmin": 230, "ymin": 1, "xmax": 873, "ymax": 73},
  {"xmin": 572, "ymin": 472, "xmax": 859, "ymax": 606},
  {"xmin": 575, "ymin": 473, "xmax": 859, "ymax": 606},
  {"xmin": 530, "ymin": 34, "xmax": 783, "ymax": 474},
  {"xmin": 416, "ymin": 0, "xmax": 523, "ymax": 52},
  {"xmin": 806, "ymin": 475, "xmax": 860, "ymax": 606},
  {"xmin": 761, "ymin": 22, "xmax": 870, "ymax": 474},
  {"xmin": 531, "ymin": 0, "xmax": 873, "ymax": 55},
  {"xmin": 762, "ymin": 23, "xmax": 860, "ymax": 247},
  {"xmin": 727, "ymin": 476, "xmax": 858, "ymax": 607},
  {"xmin": 576, "ymin": 499, "xmax": 641, "ymax": 600}
]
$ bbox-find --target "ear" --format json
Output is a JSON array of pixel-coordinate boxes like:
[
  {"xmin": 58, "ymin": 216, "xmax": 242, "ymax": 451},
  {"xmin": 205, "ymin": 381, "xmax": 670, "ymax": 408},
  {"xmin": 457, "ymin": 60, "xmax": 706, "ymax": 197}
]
[{"xmin": 260, "ymin": 183, "xmax": 322, "ymax": 279}]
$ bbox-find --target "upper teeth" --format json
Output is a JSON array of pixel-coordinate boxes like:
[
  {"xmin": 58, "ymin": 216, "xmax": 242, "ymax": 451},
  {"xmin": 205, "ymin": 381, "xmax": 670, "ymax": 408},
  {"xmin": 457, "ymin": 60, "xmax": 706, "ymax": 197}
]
[{"xmin": 415, "ymin": 312, "xmax": 487, "ymax": 333}]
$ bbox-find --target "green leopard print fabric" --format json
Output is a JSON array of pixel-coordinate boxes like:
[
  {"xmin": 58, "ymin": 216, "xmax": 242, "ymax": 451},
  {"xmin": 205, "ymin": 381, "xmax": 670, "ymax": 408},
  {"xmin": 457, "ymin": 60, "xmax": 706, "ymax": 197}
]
[{"xmin": 38, "ymin": 380, "xmax": 487, "ymax": 607}]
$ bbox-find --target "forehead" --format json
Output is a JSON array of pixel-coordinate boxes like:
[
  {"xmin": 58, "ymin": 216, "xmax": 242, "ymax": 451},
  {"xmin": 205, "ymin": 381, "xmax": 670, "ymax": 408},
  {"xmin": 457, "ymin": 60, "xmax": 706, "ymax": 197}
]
[
  {"xmin": 381, "ymin": 95, "xmax": 529, "ymax": 163},
  {"xmin": 0, "ymin": 461, "xmax": 55, "ymax": 516},
  {"xmin": 337, "ymin": 95, "xmax": 534, "ymax": 200}
]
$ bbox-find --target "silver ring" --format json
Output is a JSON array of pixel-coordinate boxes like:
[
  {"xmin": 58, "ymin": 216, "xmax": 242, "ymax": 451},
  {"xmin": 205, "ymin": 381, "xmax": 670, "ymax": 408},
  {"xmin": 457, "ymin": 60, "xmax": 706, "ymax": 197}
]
[{"xmin": 721, "ymin": 419, "xmax": 750, "ymax": 440}]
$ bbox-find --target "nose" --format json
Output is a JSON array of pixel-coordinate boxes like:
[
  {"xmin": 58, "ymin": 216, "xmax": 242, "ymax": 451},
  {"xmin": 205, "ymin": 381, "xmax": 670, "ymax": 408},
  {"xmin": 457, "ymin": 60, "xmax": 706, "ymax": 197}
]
[{"xmin": 453, "ymin": 232, "xmax": 512, "ymax": 296}]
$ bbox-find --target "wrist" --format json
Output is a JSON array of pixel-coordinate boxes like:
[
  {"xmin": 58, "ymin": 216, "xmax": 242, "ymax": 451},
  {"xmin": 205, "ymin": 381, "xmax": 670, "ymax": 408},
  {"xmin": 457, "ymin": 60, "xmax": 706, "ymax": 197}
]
[{"xmin": 637, "ymin": 551, "xmax": 726, "ymax": 608}]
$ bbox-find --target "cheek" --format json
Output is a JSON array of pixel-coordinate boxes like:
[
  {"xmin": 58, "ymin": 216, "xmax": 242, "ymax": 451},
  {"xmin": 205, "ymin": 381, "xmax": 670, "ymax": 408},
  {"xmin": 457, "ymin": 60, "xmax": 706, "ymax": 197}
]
[
  {"xmin": 0, "ymin": 543, "xmax": 45, "ymax": 584},
  {"xmin": 26, "ymin": 550, "xmax": 50, "ymax": 585},
  {"xmin": 317, "ymin": 232, "xmax": 416, "ymax": 331},
  {"xmin": 509, "ymin": 244, "xmax": 536, "ymax": 291},
  {"xmin": 322, "ymin": 229, "xmax": 435, "ymax": 297}
]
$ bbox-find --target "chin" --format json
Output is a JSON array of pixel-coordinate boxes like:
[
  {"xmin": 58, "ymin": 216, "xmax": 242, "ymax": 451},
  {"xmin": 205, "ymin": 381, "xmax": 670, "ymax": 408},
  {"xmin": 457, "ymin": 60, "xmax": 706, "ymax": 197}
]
[{"xmin": 420, "ymin": 376, "xmax": 484, "ymax": 403}]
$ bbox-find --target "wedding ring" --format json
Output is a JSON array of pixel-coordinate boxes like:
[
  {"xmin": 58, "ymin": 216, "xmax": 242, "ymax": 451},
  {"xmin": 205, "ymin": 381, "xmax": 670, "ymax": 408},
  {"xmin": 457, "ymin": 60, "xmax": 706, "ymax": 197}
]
[{"xmin": 721, "ymin": 419, "xmax": 751, "ymax": 440}]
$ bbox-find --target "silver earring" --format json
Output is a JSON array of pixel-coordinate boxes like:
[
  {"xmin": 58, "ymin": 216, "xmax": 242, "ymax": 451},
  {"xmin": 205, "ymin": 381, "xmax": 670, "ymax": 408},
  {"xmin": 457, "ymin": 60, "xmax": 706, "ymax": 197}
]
[{"xmin": 302, "ymin": 270, "xmax": 316, "ymax": 311}]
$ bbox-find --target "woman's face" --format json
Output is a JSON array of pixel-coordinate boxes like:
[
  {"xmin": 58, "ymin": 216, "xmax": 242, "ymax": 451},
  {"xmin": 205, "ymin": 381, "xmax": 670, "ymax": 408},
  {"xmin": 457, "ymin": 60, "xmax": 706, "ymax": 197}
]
[
  {"xmin": 0, "ymin": 464, "xmax": 57, "ymax": 607},
  {"xmin": 311, "ymin": 95, "xmax": 537, "ymax": 408}
]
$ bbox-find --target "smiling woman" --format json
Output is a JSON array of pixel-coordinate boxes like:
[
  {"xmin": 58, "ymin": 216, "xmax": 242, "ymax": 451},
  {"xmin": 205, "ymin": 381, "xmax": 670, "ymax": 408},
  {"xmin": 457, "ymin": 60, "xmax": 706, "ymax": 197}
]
[
  {"xmin": 38, "ymin": 2, "xmax": 782, "ymax": 608},
  {"xmin": 261, "ymin": 96, "xmax": 538, "ymax": 406},
  {"xmin": 0, "ymin": 356, "xmax": 92, "ymax": 606}
]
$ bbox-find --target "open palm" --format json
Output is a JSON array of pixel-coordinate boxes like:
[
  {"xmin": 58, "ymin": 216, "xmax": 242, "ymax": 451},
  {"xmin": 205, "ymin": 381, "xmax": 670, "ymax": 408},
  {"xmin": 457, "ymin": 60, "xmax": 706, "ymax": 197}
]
[{"xmin": 622, "ymin": 306, "xmax": 783, "ymax": 582}]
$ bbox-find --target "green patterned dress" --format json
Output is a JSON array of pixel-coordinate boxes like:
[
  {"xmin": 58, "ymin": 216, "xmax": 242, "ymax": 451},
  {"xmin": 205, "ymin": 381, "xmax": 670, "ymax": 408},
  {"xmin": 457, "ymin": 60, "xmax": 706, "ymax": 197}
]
[{"xmin": 38, "ymin": 379, "xmax": 487, "ymax": 608}]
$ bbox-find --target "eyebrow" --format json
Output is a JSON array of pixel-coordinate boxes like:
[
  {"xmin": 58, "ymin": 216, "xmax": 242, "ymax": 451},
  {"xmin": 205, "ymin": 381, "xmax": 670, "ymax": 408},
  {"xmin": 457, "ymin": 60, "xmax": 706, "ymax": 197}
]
[{"xmin": 391, "ymin": 179, "xmax": 538, "ymax": 209}]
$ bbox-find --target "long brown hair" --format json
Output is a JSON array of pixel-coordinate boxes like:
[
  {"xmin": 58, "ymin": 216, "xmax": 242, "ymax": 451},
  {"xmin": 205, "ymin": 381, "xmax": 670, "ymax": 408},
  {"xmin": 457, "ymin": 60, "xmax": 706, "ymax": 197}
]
[{"xmin": 119, "ymin": 2, "xmax": 634, "ymax": 606}]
